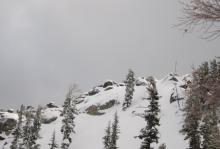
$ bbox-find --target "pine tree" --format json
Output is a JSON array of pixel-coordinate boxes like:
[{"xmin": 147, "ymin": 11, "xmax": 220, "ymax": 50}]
[
  {"xmin": 209, "ymin": 59, "xmax": 218, "ymax": 84},
  {"xmin": 122, "ymin": 69, "xmax": 135, "ymax": 110},
  {"xmin": 20, "ymin": 106, "xmax": 42, "ymax": 149},
  {"xmin": 10, "ymin": 105, "xmax": 25, "ymax": 149},
  {"xmin": 181, "ymin": 86, "xmax": 202, "ymax": 149},
  {"xmin": 139, "ymin": 77, "xmax": 160, "ymax": 149},
  {"xmin": 110, "ymin": 112, "xmax": 119, "ymax": 149},
  {"xmin": 181, "ymin": 63, "xmax": 210, "ymax": 149},
  {"xmin": 200, "ymin": 107, "xmax": 220, "ymax": 149},
  {"xmin": 103, "ymin": 121, "xmax": 111, "ymax": 149},
  {"xmin": 61, "ymin": 85, "xmax": 79, "ymax": 149},
  {"xmin": 217, "ymin": 58, "xmax": 220, "ymax": 79},
  {"xmin": 31, "ymin": 106, "xmax": 42, "ymax": 149},
  {"xmin": 49, "ymin": 131, "xmax": 59, "ymax": 149},
  {"xmin": 21, "ymin": 109, "xmax": 33, "ymax": 149}
]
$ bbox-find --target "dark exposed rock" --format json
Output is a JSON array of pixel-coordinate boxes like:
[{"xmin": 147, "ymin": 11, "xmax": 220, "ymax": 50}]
[
  {"xmin": 46, "ymin": 102, "xmax": 58, "ymax": 108},
  {"xmin": 41, "ymin": 116, "xmax": 58, "ymax": 124},
  {"xmin": 103, "ymin": 81, "xmax": 114, "ymax": 88},
  {"xmin": 88, "ymin": 88, "xmax": 100, "ymax": 96},
  {"xmin": 86, "ymin": 105, "xmax": 105, "ymax": 116},
  {"xmin": 104, "ymin": 86, "xmax": 113, "ymax": 91},
  {"xmin": 136, "ymin": 79, "xmax": 147, "ymax": 86},
  {"xmin": 97, "ymin": 84, "xmax": 104, "ymax": 87},
  {"xmin": 119, "ymin": 83, "xmax": 125, "ymax": 86},
  {"xmin": 169, "ymin": 76, "xmax": 178, "ymax": 82},
  {"xmin": 86, "ymin": 100, "xmax": 118, "ymax": 116},
  {"xmin": 99, "ymin": 100, "xmax": 116, "ymax": 110},
  {"xmin": 0, "ymin": 118, "xmax": 17, "ymax": 133},
  {"xmin": 7, "ymin": 109, "xmax": 14, "ymax": 113},
  {"xmin": 0, "ymin": 135, "xmax": 5, "ymax": 140}
]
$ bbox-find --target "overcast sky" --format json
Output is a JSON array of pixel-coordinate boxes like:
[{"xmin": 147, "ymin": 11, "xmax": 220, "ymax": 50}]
[{"xmin": 0, "ymin": 0, "xmax": 219, "ymax": 109}]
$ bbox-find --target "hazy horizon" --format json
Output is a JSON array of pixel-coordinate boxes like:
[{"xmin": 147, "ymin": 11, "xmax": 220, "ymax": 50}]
[{"xmin": 0, "ymin": 0, "xmax": 219, "ymax": 109}]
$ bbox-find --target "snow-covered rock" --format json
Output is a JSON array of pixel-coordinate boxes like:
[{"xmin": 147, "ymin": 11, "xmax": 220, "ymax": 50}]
[{"xmin": 0, "ymin": 112, "xmax": 18, "ymax": 134}]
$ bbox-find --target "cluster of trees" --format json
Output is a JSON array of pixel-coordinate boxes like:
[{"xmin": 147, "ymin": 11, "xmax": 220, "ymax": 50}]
[
  {"xmin": 10, "ymin": 105, "xmax": 42, "ymax": 149},
  {"xmin": 103, "ymin": 70, "xmax": 162, "ymax": 149},
  {"xmin": 10, "ymin": 62, "xmax": 220, "ymax": 149},
  {"xmin": 103, "ymin": 112, "xmax": 120, "ymax": 149},
  {"xmin": 181, "ymin": 58, "xmax": 220, "ymax": 149},
  {"xmin": 10, "ymin": 85, "xmax": 79, "ymax": 149}
]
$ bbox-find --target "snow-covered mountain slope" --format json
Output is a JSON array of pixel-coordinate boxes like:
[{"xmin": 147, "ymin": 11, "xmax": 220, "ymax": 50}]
[{"xmin": 0, "ymin": 73, "xmax": 191, "ymax": 149}]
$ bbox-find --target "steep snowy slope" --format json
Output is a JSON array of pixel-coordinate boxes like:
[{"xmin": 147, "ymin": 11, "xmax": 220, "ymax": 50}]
[{"xmin": 0, "ymin": 74, "xmax": 190, "ymax": 149}]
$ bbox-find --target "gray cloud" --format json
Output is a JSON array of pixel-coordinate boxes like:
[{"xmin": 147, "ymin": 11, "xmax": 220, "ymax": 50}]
[{"xmin": 0, "ymin": 0, "xmax": 219, "ymax": 109}]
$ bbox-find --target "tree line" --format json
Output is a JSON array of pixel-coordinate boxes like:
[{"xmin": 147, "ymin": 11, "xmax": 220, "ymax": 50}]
[
  {"xmin": 9, "ymin": 60, "xmax": 220, "ymax": 149},
  {"xmin": 181, "ymin": 58, "xmax": 220, "ymax": 149}
]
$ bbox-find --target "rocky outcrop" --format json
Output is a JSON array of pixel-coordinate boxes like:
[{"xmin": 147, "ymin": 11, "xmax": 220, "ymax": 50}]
[
  {"xmin": 103, "ymin": 81, "xmax": 115, "ymax": 88},
  {"xmin": 86, "ymin": 105, "xmax": 105, "ymax": 116},
  {"xmin": 41, "ymin": 116, "xmax": 58, "ymax": 124},
  {"xmin": 104, "ymin": 86, "xmax": 113, "ymax": 91},
  {"xmin": 135, "ymin": 77, "xmax": 147, "ymax": 86},
  {"xmin": 46, "ymin": 102, "xmax": 58, "ymax": 108},
  {"xmin": 0, "ymin": 118, "xmax": 17, "ymax": 134},
  {"xmin": 86, "ymin": 100, "xmax": 118, "ymax": 116},
  {"xmin": 0, "ymin": 135, "xmax": 5, "ymax": 140},
  {"xmin": 88, "ymin": 88, "xmax": 100, "ymax": 96}
]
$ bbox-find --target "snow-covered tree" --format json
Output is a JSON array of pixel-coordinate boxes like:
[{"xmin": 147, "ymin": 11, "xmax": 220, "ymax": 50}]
[
  {"xmin": 122, "ymin": 69, "xmax": 135, "ymax": 110},
  {"xmin": 110, "ymin": 112, "xmax": 119, "ymax": 149},
  {"xmin": 138, "ymin": 76, "xmax": 160, "ymax": 149},
  {"xmin": 49, "ymin": 131, "xmax": 59, "ymax": 149},
  {"xmin": 181, "ymin": 62, "xmax": 210, "ymax": 149},
  {"xmin": 103, "ymin": 121, "xmax": 111, "ymax": 149},
  {"xmin": 181, "ymin": 90, "xmax": 202, "ymax": 149},
  {"xmin": 10, "ymin": 105, "xmax": 25, "ymax": 149},
  {"xmin": 61, "ymin": 85, "xmax": 79, "ymax": 149},
  {"xmin": 21, "ymin": 109, "xmax": 33, "ymax": 149},
  {"xmin": 200, "ymin": 108, "xmax": 220, "ymax": 149},
  {"xmin": 210, "ymin": 59, "xmax": 218, "ymax": 80},
  {"xmin": 31, "ymin": 106, "xmax": 42, "ymax": 149},
  {"xmin": 20, "ymin": 106, "xmax": 42, "ymax": 149}
]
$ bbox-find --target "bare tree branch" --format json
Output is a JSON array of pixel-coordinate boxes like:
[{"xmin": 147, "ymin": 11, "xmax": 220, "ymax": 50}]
[{"xmin": 177, "ymin": 0, "xmax": 220, "ymax": 39}]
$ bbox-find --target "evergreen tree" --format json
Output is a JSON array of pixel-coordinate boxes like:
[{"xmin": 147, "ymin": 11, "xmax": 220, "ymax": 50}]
[
  {"xmin": 181, "ymin": 94, "xmax": 202, "ymax": 149},
  {"xmin": 122, "ymin": 69, "xmax": 135, "ymax": 110},
  {"xmin": 181, "ymin": 59, "xmax": 220, "ymax": 149},
  {"xmin": 138, "ymin": 77, "xmax": 160, "ymax": 149},
  {"xmin": 110, "ymin": 112, "xmax": 119, "ymax": 149},
  {"xmin": 200, "ymin": 107, "xmax": 220, "ymax": 149},
  {"xmin": 181, "ymin": 63, "xmax": 210, "ymax": 149},
  {"xmin": 103, "ymin": 121, "xmax": 111, "ymax": 149},
  {"xmin": 21, "ymin": 109, "xmax": 33, "ymax": 149},
  {"xmin": 49, "ymin": 131, "xmax": 59, "ymax": 149},
  {"xmin": 61, "ymin": 85, "xmax": 79, "ymax": 149},
  {"xmin": 10, "ymin": 105, "xmax": 25, "ymax": 149},
  {"xmin": 21, "ymin": 106, "xmax": 42, "ymax": 149},
  {"xmin": 210, "ymin": 59, "xmax": 218, "ymax": 80},
  {"xmin": 31, "ymin": 106, "xmax": 42, "ymax": 149},
  {"xmin": 217, "ymin": 58, "xmax": 220, "ymax": 79}
]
